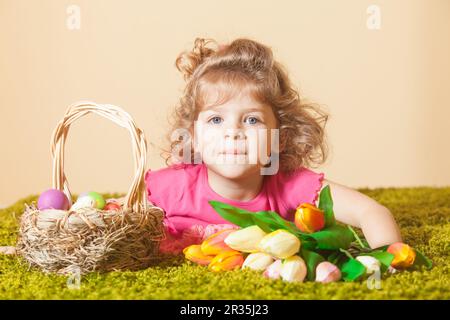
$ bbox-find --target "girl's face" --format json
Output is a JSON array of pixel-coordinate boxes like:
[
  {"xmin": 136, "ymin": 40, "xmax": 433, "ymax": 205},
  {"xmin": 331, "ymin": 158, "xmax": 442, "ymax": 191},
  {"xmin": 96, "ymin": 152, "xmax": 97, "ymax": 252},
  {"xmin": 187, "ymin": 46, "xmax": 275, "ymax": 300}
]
[{"xmin": 194, "ymin": 88, "xmax": 279, "ymax": 179}]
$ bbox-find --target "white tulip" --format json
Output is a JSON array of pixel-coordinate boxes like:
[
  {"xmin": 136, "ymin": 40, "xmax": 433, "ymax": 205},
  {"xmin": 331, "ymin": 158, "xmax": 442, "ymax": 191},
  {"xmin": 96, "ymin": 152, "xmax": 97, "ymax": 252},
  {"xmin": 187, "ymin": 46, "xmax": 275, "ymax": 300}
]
[
  {"xmin": 280, "ymin": 255, "xmax": 307, "ymax": 282},
  {"xmin": 224, "ymin": 225, "xmax": 267, "ymax": 253},
  {"xmin": 356, "ymin": 255, "xmax": 381, "ymax": 274},
  {"xmin": 242, "ymin": 252, "xmax": 274, "ymax": 271}
]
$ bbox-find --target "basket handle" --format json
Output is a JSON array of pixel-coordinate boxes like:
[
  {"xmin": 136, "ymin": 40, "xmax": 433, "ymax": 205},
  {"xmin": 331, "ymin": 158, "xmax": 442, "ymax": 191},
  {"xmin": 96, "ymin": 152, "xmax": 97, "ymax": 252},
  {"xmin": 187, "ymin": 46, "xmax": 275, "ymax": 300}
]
[{"xmin": 51, "ymin": 101, "xmax": 149, "ymax": 213}]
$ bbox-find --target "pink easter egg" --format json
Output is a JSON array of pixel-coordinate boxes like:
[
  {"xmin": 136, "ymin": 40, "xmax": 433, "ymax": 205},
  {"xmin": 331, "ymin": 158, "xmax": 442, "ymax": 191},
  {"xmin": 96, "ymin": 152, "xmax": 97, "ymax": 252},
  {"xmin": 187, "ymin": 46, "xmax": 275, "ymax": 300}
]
[{"xmin": 37, "ymin": 189, "xmax": 70, "ymax": 211}]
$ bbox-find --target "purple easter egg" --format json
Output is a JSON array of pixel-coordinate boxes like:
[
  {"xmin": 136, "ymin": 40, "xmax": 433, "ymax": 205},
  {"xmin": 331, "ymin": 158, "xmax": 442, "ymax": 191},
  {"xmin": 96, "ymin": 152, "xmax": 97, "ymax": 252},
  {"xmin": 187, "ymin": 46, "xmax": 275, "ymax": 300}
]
[{"xmin": 37, "ymin": 189, "xmax": 70, "ymax": 210}]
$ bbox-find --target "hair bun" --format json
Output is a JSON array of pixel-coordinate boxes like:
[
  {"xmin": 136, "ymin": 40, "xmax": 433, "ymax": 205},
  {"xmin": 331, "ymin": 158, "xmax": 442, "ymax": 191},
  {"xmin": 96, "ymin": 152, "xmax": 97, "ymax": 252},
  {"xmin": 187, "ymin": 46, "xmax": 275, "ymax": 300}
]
[{"xmin": 175, "ymin": 38, "xmax": 219, "ymax": 81}]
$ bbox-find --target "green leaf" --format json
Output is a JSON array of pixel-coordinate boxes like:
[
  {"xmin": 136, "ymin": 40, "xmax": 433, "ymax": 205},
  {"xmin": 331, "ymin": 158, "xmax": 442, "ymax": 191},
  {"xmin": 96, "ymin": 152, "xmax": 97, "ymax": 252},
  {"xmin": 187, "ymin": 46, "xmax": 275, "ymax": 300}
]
[
  {"xmin": 208, "ymin": 201, "xmax": 256, "ymax": 228},
  {"xmin": 413, "ymin": 249, "xmax": 433, "ymax": 270},
  {"xmin": 327, "ymin": 251, "xmax": 347, "ymax": 266},
  {"xmin": 300, "ymin": 248, "xmax": 325, "ymax": 281},
  {"xmin": 253, "ymin": 210, "xmax": 299, "ymax": 234},
  {"xmin": 340, "ymin": 258, "xmax": 367, "ymax": 282},
  {"xmin": 362, "ymin": 251, "xmax": 395, "ymax": 273},
  {"xmin": 318, "ymin": 185, "xmax": 336, "ymax": 227},
  {"xmin": 326, "ymin": 251, "xmax": 341, "ymax": 265},
  {"xmin": 309, "ymin": 225, "xmax": 355, "ymax": 250}
]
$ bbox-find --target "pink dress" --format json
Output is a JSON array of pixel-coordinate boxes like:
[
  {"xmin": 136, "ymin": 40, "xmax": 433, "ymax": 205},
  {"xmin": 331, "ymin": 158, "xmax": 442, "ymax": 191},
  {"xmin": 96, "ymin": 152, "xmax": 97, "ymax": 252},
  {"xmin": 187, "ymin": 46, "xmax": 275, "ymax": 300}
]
[{"xmin": 145, "ymin": 162, "xmax": 325, "ymax": 254}]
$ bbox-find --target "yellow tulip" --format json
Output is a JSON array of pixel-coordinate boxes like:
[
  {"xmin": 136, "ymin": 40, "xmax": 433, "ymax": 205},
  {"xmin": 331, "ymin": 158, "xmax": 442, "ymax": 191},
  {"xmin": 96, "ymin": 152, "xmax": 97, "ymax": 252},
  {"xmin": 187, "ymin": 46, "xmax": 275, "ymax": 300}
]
[
  {"xmin": 224, "ymin": 225, "xmax": 267, "ymax": 253},
  {"xmin": 208, "ymin": 250, "xmax": 244, "ymax": 272},
  {"xmin": 183, "ymin": 244, "xmax": 214, "ymax": 266},
  {"xmin": 294, "ymin": 203, "xmax": 325, "ymax": 233},
  {"xmin": 280, "ymin": 255, "xmax": 308, "ymax": 283},
  {"xmin": 257, "ymin": 229, "xmax": 301, "ymax": 259},
  {"xmin": 242, "ymin": 252, "xmax": 274, "ymax": 271},
  {"xmin": 200, "ymin": 229, "xmax": 235, "ymax": 256},
  {"xmin": 387, "ymin": 242, "xmax": 416, "ymax": 269}
]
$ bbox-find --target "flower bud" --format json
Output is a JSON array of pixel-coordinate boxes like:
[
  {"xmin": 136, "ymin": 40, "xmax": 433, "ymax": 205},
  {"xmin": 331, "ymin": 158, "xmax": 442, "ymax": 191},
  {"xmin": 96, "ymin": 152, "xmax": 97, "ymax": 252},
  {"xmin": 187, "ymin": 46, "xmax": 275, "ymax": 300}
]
[
  {"xmin": 258, "ymin": 229, "xmax": 301, "ymax": 259},
  {"xmin": 315, "ymin": 261, "xmax": 341, "ymax": 283},
  {"xmin": 183, "ymin": 244, "xmax": 214, "ymax": 266},
  {"xmin": 294, "ymin": 203, "xmax": 326, "ymax": 233},
  {"xmin": 208, "ymin": 250, "xmax": 244, "ymax": 272},
  {"xmin": 356, "ymin": 256, "xmax": 381, "ymax": 274},
  {"xmin": 224, "ymin": 225, "xmax": 267, "ymax": 253},
  {"xmin": 280, "ymin": 255, "xmax": 308, "ymax": 283},
  {"xmin": 263, "ymin": 259, "xmax": 283, "ymax": 280},
  {"xmin": 387, "ymin": 242, "xmax": 416, "ymax": 269},
  {"xmin": 242, "ymin": 252, "xmax": 274, "ymax": 271},
  {"xmin": 200, "ymin": 229, "xmax": 235, "ymax": 255}
]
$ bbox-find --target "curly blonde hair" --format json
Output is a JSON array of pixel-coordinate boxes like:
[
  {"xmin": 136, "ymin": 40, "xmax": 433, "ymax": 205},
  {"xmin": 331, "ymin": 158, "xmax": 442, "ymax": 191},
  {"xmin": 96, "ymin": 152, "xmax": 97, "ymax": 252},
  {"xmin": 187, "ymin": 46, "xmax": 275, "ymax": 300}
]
[{"xmin": 160, "ymin": 37, "xmax": 329, "ymax": 174}]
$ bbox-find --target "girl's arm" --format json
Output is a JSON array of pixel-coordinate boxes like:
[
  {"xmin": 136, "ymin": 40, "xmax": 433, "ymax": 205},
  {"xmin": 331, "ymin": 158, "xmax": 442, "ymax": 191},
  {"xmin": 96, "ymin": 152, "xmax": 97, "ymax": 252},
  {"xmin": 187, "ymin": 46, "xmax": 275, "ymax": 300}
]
[{"xmin": 320, "ymin": 179, "xmax": 403, "ymax": 249}]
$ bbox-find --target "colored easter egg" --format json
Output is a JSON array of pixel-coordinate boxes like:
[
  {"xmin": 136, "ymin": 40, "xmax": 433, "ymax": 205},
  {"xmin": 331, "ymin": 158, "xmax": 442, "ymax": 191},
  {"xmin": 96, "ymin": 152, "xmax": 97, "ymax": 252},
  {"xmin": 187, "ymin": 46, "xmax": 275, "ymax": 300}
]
[
  {"xmin": 104, "ymin": 202, "xmax": 121, "ymax": 211},
  {"xmin": 86, "ymin": 192, "xmax": 106, "ymax": 209},
  {"xmin": 70, "ymin": 191, "xmax": 106, "ymax": 211},
  {"xmin": 37, "ymin": 189, "xmax": 70, "ymax": 211}
]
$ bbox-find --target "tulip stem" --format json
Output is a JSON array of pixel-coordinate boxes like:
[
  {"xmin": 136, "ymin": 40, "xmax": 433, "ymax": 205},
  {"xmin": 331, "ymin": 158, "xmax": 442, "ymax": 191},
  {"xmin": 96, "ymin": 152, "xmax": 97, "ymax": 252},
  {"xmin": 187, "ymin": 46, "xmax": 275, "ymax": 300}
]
[
  {"xmin": 339, "ymin": 248, "xmax": 354, "ymax": 260},
  {"xmin": 348, "ymin": 226, "xmax": 366, "ymax": 249}
]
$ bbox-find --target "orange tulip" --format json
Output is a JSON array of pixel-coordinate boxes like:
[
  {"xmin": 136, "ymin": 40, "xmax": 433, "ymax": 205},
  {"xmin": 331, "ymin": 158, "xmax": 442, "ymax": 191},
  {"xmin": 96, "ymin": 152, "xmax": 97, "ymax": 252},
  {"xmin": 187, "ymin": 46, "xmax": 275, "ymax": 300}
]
[
  {"xmin": 294, "ymin": 203, "xmax": 325, "ymax": 233},
  {"xmin": 208, "ymin": 250, "xmax": 244, "ymax": 272},
  {"xmin": 183, "ymin": 244, "xmax": 215, "ymax": 266},
  {"xmin": 387, "ymin": 242, "xmax": 416, "ymax": 269},
  {"xmin": 201, "ymin": 229, "xmax": 235, "ymax": 256}
]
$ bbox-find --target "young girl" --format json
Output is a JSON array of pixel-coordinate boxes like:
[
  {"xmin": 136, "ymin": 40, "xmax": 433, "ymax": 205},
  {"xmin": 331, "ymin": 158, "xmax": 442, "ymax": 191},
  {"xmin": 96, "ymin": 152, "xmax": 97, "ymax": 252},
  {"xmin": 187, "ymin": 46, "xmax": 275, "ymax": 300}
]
[{"xmin": 146, "ymin": 37, "xmax": 402, "ymax": 254}]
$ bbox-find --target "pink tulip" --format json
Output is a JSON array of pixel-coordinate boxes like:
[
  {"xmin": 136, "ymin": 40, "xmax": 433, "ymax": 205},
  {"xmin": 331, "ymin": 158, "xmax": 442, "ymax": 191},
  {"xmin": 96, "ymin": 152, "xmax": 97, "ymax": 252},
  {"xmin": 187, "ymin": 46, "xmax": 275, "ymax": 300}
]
[
  {"xmin": 315, "ymin": 261, "xmax": 341, "ymax": 283},
  {"xmin": 263, "ymin": 259, "xmax": 283, "ymax": 280}
]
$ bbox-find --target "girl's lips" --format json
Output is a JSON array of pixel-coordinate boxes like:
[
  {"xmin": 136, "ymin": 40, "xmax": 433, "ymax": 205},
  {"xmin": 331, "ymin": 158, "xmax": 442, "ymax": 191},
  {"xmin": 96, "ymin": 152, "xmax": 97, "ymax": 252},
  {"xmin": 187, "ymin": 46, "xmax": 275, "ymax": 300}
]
[{"xmin": 220, "ymin": 151, "xmax": 247, "ymax": 155}]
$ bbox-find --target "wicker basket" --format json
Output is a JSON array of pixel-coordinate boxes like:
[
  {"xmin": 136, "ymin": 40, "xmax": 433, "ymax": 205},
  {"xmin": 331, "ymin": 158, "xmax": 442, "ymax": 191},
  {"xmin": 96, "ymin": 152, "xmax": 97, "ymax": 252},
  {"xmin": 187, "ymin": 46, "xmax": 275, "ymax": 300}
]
[{"xmin": 16, "ymin": 101, "xmax": 165, "ymax": 275}]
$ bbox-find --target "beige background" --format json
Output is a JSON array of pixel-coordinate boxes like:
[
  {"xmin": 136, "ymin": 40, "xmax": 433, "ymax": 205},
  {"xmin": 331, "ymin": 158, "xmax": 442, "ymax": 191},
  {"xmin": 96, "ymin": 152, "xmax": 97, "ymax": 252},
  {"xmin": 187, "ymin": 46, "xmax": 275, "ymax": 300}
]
[{"xmin": 1, "ymin": 0, "xmax": 449, "ymax": 208}]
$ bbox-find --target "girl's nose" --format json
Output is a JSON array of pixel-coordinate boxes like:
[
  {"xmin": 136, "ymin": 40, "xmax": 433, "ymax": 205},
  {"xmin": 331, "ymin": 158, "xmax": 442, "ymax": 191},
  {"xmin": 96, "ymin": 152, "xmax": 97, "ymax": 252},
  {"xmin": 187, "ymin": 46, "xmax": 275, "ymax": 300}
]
[{"xmin": 225, "ymin": 129, "xmax": 246, "ymax": 140}]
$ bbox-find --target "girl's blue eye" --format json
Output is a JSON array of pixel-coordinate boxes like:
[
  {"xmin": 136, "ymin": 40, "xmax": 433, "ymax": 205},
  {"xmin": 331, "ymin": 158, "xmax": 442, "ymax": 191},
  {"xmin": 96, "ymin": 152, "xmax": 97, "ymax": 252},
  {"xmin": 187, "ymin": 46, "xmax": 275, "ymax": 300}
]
[
  {"xmin": 246, "ymin": 116, "xmax": 259, "ymax": 125},
  {"xmin": 208, "ymin": 116, "xmax": 223, "ymax": 124}
]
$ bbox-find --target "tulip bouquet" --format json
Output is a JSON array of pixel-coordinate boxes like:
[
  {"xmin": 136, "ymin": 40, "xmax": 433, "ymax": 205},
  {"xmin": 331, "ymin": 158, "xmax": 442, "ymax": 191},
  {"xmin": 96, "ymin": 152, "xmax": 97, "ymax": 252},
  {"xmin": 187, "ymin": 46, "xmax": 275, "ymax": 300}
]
[{"xmin": 183, "ymin": 186, "xmax": 432, "ymax": 283}]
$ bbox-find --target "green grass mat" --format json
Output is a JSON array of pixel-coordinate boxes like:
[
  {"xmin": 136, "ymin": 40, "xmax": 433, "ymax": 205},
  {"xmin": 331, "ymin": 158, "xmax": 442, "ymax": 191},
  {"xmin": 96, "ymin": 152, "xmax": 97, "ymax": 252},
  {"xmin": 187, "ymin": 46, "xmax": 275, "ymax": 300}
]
[{"xmin": 0, "ymin": 188, "xmax": 449, "ymax": 299}]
